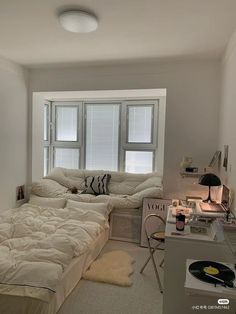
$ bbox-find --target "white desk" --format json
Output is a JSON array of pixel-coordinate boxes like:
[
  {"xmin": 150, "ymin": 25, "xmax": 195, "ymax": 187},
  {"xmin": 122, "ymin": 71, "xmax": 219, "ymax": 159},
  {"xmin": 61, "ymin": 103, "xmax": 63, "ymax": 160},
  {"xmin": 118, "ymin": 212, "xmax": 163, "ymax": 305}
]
[
  {"xmin": 163, "ymin": 208, "xmax": 236, "ymax": 314},
  {"xmin": 165, "ymin": 216, "xmax": 217, "ymax": 242}
]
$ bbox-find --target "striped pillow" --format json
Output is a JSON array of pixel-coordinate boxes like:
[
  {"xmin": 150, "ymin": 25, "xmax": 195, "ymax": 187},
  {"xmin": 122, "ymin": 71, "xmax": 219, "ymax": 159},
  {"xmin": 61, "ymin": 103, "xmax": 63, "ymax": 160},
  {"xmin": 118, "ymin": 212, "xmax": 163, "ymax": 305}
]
[{"xmin": 83, "ymin": 174, "xmax": 111, "ymax": 196}]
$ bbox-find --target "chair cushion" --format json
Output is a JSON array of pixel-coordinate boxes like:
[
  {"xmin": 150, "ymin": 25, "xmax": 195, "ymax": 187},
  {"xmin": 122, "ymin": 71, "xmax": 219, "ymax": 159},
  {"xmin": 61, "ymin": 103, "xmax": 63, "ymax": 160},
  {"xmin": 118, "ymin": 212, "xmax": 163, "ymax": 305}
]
[{"xmin": 151, "ymin": 231, "xmax": 165, "ymax": 241}]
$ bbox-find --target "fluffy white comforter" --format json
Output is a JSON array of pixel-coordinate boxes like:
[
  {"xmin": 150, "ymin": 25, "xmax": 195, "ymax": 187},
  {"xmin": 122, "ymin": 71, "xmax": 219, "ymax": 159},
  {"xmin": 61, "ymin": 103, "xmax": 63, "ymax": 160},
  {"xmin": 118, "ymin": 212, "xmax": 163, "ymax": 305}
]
[{"xmin": 0, "ymin": 204, "xmax": 108, "ymax": 302}]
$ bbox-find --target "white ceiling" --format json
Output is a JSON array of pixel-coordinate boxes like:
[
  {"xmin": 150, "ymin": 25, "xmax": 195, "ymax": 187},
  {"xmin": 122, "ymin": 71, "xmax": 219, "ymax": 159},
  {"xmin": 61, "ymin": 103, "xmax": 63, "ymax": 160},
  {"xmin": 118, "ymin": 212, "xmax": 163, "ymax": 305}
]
[{"xmin": 0, "ymin": 0, "xmax": 236, "ymax": 68}]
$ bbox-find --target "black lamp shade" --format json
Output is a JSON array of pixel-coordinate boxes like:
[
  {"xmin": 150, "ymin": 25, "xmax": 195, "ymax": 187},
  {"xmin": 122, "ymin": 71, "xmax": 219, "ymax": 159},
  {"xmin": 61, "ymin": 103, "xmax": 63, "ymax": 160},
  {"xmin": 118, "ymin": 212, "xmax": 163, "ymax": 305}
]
[
  {"xmin": 198, "ymin": 173, "xmax": 221, "ymax": 203},
  {"xmin": 198, "ymin": 173, "xmax": 221, "ymax": 187}
]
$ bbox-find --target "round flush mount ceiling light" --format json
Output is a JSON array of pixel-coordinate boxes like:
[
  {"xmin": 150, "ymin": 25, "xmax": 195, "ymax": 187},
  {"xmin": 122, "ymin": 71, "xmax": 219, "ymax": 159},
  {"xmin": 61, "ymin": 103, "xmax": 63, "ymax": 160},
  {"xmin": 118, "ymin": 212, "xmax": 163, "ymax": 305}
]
[{"xmin": 59, "ymin": 10, "xmax": 98, "ymax": 33}]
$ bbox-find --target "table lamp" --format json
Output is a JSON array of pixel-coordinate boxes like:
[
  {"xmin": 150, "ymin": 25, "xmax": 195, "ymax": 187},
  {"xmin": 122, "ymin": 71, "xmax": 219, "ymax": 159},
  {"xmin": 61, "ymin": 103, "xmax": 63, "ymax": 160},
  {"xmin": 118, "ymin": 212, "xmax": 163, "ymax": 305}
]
[{"xmin": 198, "ymin": 173, "xmax": 221, "ymax": 203}]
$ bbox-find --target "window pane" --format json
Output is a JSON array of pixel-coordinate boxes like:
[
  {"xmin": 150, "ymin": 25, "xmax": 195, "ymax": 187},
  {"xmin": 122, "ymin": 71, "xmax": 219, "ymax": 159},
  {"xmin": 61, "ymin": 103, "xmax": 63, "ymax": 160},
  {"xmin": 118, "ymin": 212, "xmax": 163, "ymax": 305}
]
[
  {"xmin": 54, "ymin": 148, "xmax": 79, "ymax": 169},
  {"xmin": 44, "ymin": 104, "xmax": 49, "ymax": 141},
  {"xmin": 86, "ymin": 104, "xmax": 119, "ymax": 170},
  {"xmin": 44, "ymin": 147, "xmax": 49, "ymax": 176},
  {"xmin": 125, "ymin": 151, "xmax": 153, "ymax": 173},
  {"xmin": 56, "ymin": 106, "xmax": 77, "ymax": 141},
  {"xmin": 128, "ymin": 106, "xmax": 152, "ymax": 143}
]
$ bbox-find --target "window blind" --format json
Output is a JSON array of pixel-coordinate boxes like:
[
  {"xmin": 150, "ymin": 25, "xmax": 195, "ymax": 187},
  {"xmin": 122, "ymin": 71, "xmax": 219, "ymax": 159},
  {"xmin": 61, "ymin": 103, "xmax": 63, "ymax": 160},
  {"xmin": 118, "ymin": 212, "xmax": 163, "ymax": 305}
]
[{"xmin": 86, "ymin": 104, "xmax": 120, "ymax": 171}]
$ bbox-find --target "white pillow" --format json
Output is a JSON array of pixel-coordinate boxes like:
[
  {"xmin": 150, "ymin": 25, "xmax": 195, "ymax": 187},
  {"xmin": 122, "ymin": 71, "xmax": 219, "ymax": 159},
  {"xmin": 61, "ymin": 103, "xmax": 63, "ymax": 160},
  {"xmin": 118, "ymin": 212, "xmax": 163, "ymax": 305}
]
[
  {"xmin": 66, "ymin": 200, "xmax": 110, "ymax": 217},
  {"xmin": 31, "ymin": 179, "xmax": 67, "ymax": 197},
  {"xmin": 134, "ymin": 176, "xmax": 163, "ymax": 193},
  {"xmin": 29, "ymin": 195, "xmax": 66, "ymax": 208}
]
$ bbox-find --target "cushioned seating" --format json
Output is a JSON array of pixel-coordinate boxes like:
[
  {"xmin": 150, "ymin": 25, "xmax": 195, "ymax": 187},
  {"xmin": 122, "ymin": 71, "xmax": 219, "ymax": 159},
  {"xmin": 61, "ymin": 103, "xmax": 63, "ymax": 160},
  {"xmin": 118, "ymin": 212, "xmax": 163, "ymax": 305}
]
[{"xmin": 31, "ymin": 167, "xmax": 163, "ymax": 210}]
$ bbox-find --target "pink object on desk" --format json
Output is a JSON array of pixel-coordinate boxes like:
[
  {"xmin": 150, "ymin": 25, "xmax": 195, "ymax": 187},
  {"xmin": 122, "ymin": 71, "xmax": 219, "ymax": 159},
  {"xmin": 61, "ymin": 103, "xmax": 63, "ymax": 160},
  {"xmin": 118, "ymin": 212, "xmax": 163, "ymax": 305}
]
[{"xmin": 171, "ymin": 206, "xmax": 192, "ymax": 217}]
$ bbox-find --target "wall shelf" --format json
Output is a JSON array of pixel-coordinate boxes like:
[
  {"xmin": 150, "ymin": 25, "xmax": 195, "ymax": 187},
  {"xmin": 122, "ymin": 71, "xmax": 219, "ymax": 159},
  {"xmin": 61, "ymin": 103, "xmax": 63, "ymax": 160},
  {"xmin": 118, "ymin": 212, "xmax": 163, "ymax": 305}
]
[{"xmin": 180, "ymin": 171, "xmax": 203, "ymax": 178}]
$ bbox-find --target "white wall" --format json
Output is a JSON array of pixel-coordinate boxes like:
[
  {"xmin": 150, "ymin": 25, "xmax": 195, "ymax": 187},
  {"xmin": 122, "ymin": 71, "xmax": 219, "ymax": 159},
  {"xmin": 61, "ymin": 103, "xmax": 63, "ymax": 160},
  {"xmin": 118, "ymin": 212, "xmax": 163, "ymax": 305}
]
[
  {"xmin": 0, "ymin": 57, "xmax": 28, "ymax": 209},
  {"xmin": 29, "ymin": 60, "xmax": 220, "ymax": 199},
  {"xmin": 219, "ymin": 29, "xmax": 236, "ymax": 214}
]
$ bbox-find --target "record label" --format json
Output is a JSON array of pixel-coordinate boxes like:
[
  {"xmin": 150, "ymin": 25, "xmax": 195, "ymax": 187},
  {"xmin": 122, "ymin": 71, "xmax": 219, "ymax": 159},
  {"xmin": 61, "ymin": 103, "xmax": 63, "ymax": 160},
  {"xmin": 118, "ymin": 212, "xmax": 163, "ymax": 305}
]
[
  {"xmin": 203, "ymin": 266, "xmax": 219, "ymax": 275},
  {"xmin": 189, "ymin": 261, "xmax": 235, "ymax": 288}
]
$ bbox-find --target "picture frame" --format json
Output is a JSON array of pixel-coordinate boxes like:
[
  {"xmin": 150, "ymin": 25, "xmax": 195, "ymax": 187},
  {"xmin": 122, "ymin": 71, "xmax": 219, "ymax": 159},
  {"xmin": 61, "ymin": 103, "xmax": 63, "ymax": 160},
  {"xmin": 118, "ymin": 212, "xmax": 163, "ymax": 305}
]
[
  {"xmin": 186, "ymin": 196, "xmax": 202, "ymax": 208},
  {"xmin": 208, "ymin": 150, "xmax": 221, "ymax": 168},
  {"xmin": 16, "ymin": 185, "xmax": 25, "ymax": 201},
  {"xmin": 223, "ymin": 145, "xmax": 229, "ymax": 171}
]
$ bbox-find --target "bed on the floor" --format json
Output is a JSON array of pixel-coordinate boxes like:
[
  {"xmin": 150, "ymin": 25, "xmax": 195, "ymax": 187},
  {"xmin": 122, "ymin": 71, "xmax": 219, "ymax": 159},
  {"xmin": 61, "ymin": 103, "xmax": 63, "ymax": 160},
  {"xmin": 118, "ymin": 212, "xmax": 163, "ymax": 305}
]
[{"xmin": 0, "ymin": 199, "xmax": 110, "ymax": 314}]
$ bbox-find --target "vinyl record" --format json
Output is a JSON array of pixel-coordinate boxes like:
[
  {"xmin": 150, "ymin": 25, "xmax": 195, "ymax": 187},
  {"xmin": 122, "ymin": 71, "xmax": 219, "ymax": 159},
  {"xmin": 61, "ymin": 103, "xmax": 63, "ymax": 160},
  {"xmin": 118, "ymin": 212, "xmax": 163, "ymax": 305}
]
[{"xmin": 189, "ymin": 260, "xmax": 235, "ymax": 287}]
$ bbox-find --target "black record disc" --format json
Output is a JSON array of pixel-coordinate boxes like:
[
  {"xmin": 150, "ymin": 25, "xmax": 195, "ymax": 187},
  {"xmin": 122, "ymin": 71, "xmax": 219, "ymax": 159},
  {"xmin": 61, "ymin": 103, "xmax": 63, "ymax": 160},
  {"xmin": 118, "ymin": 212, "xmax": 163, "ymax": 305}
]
[{"xmin": 189, "ymin": 261, "xmax": 235, "ymax": 286}]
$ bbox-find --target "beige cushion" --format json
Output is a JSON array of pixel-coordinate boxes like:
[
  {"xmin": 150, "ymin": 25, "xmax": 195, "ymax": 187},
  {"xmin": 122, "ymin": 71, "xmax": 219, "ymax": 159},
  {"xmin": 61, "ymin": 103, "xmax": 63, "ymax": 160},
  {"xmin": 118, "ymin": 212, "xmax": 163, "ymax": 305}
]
[
  {"xmin": 34, "ymin": 167, "xmax": 163, "ymax": 210},
  {"xmin": 31, "ymin": 179, "xmax": 67, "ymax": 197},
  {"xmin": 46, "ymin": 168, "xmax": 163, "ymax": 196},
  {"xmin": 63, "ymin": 186, "xmax": 162, "ymax": 210},
  {"xmin": 29, "ymin": 195, "xmax": 66, "ymax": 208},
  {"xmin": 134, "ymin": 176, "xmax": 163, "ymax": 193},
  {"xmin": 45, "ymin": 168, "xmax": 85, "ymax": 190}
]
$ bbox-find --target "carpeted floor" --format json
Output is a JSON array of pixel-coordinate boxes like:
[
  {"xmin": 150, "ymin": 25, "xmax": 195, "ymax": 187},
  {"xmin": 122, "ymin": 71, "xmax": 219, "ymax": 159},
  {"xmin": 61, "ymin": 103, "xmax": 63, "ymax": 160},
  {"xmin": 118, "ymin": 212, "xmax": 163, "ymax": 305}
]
[{"xmin": 58, "ymin": 240, "xmax": 164, "ymax": 314}]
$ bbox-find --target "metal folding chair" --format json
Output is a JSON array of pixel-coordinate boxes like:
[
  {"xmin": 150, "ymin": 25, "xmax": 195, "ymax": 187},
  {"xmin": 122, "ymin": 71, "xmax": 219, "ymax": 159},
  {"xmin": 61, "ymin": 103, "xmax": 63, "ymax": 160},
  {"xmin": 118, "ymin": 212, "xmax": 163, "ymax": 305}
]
[{"xmin": 140, "ymin": 213, "xmax": 166, "ymax": 293}]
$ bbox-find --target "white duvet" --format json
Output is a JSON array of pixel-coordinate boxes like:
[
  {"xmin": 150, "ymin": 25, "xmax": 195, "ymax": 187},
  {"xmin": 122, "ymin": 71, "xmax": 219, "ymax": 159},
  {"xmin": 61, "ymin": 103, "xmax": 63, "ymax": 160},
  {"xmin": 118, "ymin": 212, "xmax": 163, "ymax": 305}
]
[{"xmin": 0, "ymin": 204, "xmax": 108, "ymax": 302}]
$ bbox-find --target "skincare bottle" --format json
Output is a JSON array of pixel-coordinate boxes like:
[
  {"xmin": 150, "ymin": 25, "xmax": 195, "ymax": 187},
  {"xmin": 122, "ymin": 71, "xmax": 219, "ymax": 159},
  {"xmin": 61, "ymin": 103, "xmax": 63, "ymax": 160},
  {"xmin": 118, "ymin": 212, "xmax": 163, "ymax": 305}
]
[{"xmin": 176, "ymin": 213, "xmax": 185, "ymax": 231}]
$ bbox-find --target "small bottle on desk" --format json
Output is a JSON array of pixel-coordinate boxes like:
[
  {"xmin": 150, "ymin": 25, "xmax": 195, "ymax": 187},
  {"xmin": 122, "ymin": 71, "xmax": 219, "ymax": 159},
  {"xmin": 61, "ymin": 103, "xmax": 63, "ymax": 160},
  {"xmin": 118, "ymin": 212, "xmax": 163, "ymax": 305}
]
[{"xmin": 176, "ymin": 213, "xmax": 185, "ymax": 231}]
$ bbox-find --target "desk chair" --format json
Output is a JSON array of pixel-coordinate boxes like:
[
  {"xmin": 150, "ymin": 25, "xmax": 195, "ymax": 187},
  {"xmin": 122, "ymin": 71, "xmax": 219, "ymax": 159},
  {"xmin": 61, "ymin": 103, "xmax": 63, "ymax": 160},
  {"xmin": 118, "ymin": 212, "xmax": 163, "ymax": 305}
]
[{"xmin": 140, "ymin": 214, "xmax": 166, "ymax": 293}]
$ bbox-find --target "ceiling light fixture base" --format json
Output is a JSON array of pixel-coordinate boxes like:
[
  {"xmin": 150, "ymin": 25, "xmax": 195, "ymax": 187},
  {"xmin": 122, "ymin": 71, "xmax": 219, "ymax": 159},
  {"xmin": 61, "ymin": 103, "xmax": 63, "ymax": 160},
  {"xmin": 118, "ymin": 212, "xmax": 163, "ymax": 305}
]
[{"xmin": 59, "ymin": 10, "xmax": 98, "ymax": 33}]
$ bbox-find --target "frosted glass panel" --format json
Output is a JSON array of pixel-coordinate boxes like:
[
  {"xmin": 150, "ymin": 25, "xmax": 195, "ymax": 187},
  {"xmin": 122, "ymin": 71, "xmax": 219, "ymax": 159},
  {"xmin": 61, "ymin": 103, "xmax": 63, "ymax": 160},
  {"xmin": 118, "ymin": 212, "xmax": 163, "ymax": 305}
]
[
  {"xmin": 125, "ymin": 151, "xmax": 153, "ymax": 173},
  {"xmin": 44, "ymin": 105, "xmax": 49, "ymax": 141},
  {"xmin": 86, "ymin": 104, "xmax": 119, "ymax": 170},
  {"xmin": 56, "ymin": 107, "xmax": 77, "ymax": 141},
  {"xmin": 44, "ymin": 147, "xmax": 49, "ymax": 176},
  {"xmin": 128, "ymin": 106, "xmax": 152, "ymax": 143},
  {"xmin": 54, "ymin": 148, "xmax": 79, "ymax": 169}
]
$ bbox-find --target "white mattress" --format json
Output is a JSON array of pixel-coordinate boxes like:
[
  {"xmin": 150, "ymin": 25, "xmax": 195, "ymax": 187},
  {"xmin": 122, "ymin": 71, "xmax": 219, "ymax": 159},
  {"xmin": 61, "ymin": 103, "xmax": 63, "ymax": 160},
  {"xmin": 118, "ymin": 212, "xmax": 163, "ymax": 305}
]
[{"xmin": 0, "ymin": 228, "xmax": 109, "ymax": 314}]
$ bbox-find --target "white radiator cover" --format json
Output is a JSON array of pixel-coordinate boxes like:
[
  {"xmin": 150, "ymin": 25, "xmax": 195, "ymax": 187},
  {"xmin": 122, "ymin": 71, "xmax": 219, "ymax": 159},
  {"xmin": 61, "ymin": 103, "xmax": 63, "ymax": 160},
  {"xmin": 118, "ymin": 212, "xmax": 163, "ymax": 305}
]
[{"xmin": 109, "ymin": 208, "xmax": 142, "ymax": 243}]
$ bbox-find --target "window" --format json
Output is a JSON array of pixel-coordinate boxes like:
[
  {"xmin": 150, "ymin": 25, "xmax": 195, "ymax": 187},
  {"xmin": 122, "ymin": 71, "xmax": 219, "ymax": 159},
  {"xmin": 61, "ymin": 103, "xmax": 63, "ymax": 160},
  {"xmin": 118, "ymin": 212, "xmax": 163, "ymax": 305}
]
[
  {"xmin": 43, "ymin": 102, "xmax": 50, "ymax": 176},
  {"xmin": 43, "ymin": 147, "xmax": 49, "ymax": 176},
  {"xmin": 127, "ymin": 105, "xmax": 153, "ymax": 143},
  {"xmin": 86, "ymin": 104, "xmax": 120, "ymax": 171},
  {"xmin": 55, "ymin": 106, "xmax": 78, "ymax": 141},
  {"xmin": 44, "ymin": 99, "xmax": 159, "ymax": 174},
  {"xmin": 54, "ymin": 148, "xmax": 79, "ymax": 169},
  {"xmin": 44, "ymin": 104, "xmax": 49, "ymax": 141},
  {"xmin": 125, "ymin": 151, "xmax": 153, "ymax": 173},
  {"xmin": 121, "ymin": 100, "xmax": 157, "ymax": 173}
]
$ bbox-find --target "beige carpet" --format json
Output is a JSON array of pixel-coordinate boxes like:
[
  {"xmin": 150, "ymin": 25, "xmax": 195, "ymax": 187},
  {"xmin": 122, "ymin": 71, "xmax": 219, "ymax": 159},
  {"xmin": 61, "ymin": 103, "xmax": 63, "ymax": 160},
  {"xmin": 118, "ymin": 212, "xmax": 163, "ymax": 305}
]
[{"xmin": 83, "ymin": 250, "xmax": 135, "ymax": 286}]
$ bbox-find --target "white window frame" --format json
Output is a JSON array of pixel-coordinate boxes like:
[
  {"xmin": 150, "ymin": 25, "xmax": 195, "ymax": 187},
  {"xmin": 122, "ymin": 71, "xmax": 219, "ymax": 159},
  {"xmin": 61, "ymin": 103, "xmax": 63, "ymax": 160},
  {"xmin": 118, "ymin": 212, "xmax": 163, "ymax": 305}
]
[
  {"xmin": 47, "ymin": 99, "xmax": 159, "ymax": 173},
  {"xmin": 51, "ymin": 101, "xmax": 83, "ymax": 169},
  {"xmin": 120, "ymin": 100, "xmax": 158, "ymax": 172},
  {"xmin": 125, "ymin": 102, "xmax": 156, "ymax": 145},
  {"xmin": 32, "ymin": 89, "xmax": 166, "ymax": 181}
]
